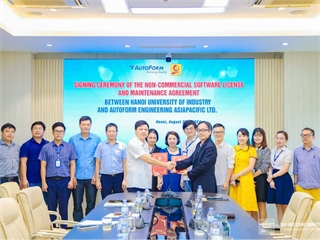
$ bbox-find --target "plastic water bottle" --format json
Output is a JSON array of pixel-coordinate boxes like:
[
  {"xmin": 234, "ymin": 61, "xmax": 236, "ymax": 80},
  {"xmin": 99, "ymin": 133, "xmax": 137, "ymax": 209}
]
[
  {"xmin": 143, "ymin": 189, "xmax": 150, "ymax": 203},
  {"xmin": 134, "ymin": 191, "xmax": 142, "ymax": 213},
  {"xmin": 117, "ymin": 215, "xmax": 124, "ymax": 232},
  {"xmin": 197, "ymin": 185, "xmax": 203, "ymax": 197},
  {"xmin": 210, "ymin": 219, "xmax": 222, "ymax": 240},
  {"xmin": 207, "ymin": 207, "xmax": 215, "ymax": 222},
  {"xmin": 121, "ymin": 199, "xmax": 129, "ymax": 218},
  {"xmin": 120, "ymin": 222, "xmax": 129, "ymax": 240},
  {"xmin": 195, "ymin": 194, "xmax": 203, "ymax": 220}
]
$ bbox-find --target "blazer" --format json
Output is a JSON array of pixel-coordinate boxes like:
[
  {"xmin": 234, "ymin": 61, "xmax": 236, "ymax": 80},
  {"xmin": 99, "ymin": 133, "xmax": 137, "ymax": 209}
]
[{"xmin": 176, "ymin": 137, "xmax": 217, "ymax": 193}]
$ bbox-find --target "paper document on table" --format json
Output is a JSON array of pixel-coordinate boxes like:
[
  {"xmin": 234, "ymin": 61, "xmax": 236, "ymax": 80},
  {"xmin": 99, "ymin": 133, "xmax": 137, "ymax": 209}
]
[
  {"xmin": 78, "ymin": 220, "xmax": 102, "ymax": 226},
  {"xmin": 104, "ymin": 202, "xmax": 134, "ymax": 207}
]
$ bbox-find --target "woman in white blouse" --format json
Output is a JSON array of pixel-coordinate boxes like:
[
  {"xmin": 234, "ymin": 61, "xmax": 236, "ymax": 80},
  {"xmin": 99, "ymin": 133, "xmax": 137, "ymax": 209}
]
[{"xmin": 267, "ymin": 131, "xmax": 294, "ymax": 224}]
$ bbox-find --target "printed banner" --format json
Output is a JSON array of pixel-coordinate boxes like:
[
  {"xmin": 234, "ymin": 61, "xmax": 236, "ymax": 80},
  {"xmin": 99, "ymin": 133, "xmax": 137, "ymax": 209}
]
[{"xmin": 64, "ymin": 59, "xmax": 254, "ymax": 146}]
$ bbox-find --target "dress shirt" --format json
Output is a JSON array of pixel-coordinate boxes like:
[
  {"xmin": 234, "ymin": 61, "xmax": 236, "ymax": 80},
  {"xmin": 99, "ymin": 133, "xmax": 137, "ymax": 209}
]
[
  {"xmin": 38, "ymin": 141, "xmax": 77, "ymax": 177},
  {"xmin": 0, "ymin": 139, "xmax": 20, "ymax": 177},
  {"xmin": 270, "ymin": 146, "xmax": 292, "ymax": 170},
  {"xmin": 19, "ymin": 138, "xmax": 49, "ymax": 183},
  {"xmin": 181, "ymin": 136, "xmax": 200, "ymax": 180},
  {"xmin": 215, "ymin": 141, "xmax": 235, "ymax": 186},
  {"xmin": 94, "ymin": 140, "xmax": 126, "ymax": 175},
  {"xmin": 293, "ymin": 145, "xmax": 320, "ymax": 189},
  {"xmin": 126, "ymin": 137, "xmax": 151, "ymax": 189},
  {"xmin": 254, "ymin": 147, "xmax": 271, "ymax": 174},
  {"xmin": 69, "ymin": 133, "xmax": 101, "ymax": 180}
]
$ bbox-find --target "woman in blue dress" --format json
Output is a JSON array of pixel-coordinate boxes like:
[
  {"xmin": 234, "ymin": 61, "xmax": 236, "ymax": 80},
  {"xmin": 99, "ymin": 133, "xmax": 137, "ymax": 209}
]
[{"xmin": 158, "ymin": 131, "xmax": 183, "ymax": 192}]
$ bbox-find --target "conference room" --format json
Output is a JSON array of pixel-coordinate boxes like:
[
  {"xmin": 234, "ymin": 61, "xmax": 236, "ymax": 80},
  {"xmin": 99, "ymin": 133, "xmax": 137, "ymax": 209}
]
[{"xmin": 0, "ymin": 0, "xmax": 319, "ymax": 239}]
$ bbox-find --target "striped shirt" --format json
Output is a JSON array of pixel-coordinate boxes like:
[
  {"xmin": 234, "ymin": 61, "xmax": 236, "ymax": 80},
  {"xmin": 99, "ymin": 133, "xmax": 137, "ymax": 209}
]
[
  {"xmin": 38, "ymin": 141, "xmax": 77, "ymax": 177},
  {"xmin": 0, "ymin": 139, "xmax": 20, "ymax": 177}
]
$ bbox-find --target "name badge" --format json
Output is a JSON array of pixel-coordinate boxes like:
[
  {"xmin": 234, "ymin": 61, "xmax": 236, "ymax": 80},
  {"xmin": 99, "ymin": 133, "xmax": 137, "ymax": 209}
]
[{"xmin": 56, "ymin": 159, "xmax": 61, "ymax": 168}]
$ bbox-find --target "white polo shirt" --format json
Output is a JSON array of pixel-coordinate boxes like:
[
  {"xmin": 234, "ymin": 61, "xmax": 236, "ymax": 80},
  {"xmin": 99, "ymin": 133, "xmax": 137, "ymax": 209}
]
[
  {"xmin": 215, "ymin": 141, "xmax": 235, "ymax": 186},
  {"xmin": 126, "ymin": 136, "xmax": 152, "ymax": 189}
]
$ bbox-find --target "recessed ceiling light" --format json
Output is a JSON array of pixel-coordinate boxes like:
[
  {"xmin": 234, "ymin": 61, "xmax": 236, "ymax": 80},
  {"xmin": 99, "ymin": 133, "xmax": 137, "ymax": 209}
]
[
  {"xmin": 289, "ymin": 10, "xmax": 310, "ymax": 16},
  {"xmin": 23, "ymin": 12, "xmax": 44, "ymax": 17},
  {"xmin": 203, "ymin": 45, "xmax": 209, "ymax": 48},
  {"xmin": 278, "ymin": 7, "xmax": 285, "ymax": 10},
  {"xmin": 124, "ymin": 45, "xmax": 130, "ymax": 48},
  {"xmin": 50, "ymin": 9, "xmax": 57, "ymax": 11},
  {"xmin": 282, "ymin": 42, "xmax": 288, "ymax": 46},
  {"xmin": 46, "ymin": 44, "xmax": 52, "ymax": 47}
]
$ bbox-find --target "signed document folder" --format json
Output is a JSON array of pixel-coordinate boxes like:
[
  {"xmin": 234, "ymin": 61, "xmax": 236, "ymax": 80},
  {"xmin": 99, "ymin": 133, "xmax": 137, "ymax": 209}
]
[
  {"xmin": 170, "ymin": 155, "xmax": 187, "ymax": 174},
  {"xmin": 151, "ymin": 152, "xmax": 168, "ymax": 175}
]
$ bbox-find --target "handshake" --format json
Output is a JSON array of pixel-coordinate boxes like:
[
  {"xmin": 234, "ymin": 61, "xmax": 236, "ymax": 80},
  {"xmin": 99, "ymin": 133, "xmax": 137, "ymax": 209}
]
[{"xmin": 166, "ymin": 161, "xmax": 176, "ymax": 170}]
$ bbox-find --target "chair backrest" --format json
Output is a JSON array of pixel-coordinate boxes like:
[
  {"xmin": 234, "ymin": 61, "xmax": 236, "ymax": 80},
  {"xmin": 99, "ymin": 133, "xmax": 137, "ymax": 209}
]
[
  {"xmin": 299, "ymin": 201, "xmax": 320, "ymax": 240},
  {"xmin": 0, "ymin": 182, "xmax": 20, "ymax": 199},
  {"xmin": 0, "ymin": 198, "xmax": 30, "ymax": 239},
  {"xmin": 16, "ymin": 186, "xmax": 52, "ymax": 236},
  {"xmin": 280, "ymin": 191, "xmax": 314, "ymax": 238}
]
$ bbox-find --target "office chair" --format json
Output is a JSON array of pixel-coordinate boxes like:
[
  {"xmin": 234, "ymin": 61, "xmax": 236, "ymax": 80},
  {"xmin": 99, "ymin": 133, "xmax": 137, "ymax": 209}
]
[
  {"xmin": 0, "ymin": 182, "xmax": 20, "ymax": 199},
  {"xmin": 0, "ymin": 197, "xmax": 30, "ymax": 239},
  {"xmin": 272, "ymin": 192, "xmax": 314, "ymax": 239},
  {"xmin": 16, "ymin": 186, "xmax": 76, "ymax": 237},
  {"xmin": 299, "ymin": 201, "xmax": 320, "ymax": 240}
]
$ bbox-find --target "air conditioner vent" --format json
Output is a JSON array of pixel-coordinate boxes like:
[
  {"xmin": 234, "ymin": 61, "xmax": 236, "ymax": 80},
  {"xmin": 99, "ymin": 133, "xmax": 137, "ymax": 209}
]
[{"xmin": 6, "ymin": 0, "xmax": 88, "ymax": 8}]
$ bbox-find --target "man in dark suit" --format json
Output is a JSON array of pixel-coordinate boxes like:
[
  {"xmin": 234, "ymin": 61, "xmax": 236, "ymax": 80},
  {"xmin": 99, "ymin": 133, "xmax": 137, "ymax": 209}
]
[{"xmin": 175, "ymin": 121, "xmax": 217, "ymax": 193}]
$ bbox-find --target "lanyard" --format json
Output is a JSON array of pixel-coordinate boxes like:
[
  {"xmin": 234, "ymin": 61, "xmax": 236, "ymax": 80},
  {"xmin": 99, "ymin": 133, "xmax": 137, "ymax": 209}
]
[
  {"xmin": 54, "ymin": 145, "xmax": 62, "ymax": 157},
  {"xmin": 273, "ymin": 149, "xmax": 283, "ymax": 162},
  {"xmin": 184, "ymin": 136, "xmax": 198, "ymax": 155},
  {"xmin": 149, "ymin": 146, "xmax": 155, "ymax": 154}
]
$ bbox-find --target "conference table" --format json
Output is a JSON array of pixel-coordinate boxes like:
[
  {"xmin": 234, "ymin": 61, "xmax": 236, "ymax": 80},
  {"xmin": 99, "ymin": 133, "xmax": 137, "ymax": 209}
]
[{"xmin": 64, "ymin": 192, "xmax": 273, "ymax": 239}]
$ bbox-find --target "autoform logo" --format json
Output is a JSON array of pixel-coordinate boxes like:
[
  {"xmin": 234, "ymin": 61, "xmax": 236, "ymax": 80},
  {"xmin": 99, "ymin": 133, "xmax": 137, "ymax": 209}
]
[{"xmin": 130, "ymin": 65, "xmax": 164, "ymax": 70}]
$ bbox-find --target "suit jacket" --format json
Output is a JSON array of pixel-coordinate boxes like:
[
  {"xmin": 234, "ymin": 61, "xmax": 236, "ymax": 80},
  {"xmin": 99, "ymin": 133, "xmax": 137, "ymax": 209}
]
[{"xmin": 176, "ymin": 137, "xmax": 217, "ymax": 193}]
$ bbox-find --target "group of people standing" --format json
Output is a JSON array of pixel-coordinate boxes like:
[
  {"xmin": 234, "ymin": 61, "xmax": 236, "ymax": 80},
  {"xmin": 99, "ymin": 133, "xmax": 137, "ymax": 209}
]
[{"xmin": 0, "ymin": 117, "xmax": 319, "ymax": 227}]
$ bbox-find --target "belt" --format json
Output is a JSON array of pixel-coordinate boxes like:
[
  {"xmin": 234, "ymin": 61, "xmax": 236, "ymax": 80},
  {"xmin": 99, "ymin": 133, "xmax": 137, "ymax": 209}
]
[
  {"xmin": 47, "ymin": 176, "xmax": 67, "ymax": 181},
  {"xmin": 102, "ymin": 173, "xmax": 123, "ymax": 177},
  {"xmin": 0, "ymin": 176, "xmax": 18, "ymax": 182}
]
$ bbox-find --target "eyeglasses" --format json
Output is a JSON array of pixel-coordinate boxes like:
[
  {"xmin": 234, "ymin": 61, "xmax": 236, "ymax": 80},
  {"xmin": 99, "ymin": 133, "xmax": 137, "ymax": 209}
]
[
  {"xmin": 197, "ymin": 129, "xmax": 209, "ymax": 133},
  {"xmin": 213, "ymin": 131, "xmax": 224, "ymax": 135},
  {"xmin": 54, "ymin": 130, "xmax": 65, "ymax": 134},
  {"xmin": 300, "ymin": 134, "xmax": 312, "ymax": 138}
]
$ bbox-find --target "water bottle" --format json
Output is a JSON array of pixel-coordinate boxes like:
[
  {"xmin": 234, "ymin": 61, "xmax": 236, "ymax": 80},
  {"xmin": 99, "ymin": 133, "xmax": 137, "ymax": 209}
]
[
  {"xmin": 121, "ymin": 199, "xmax": 129, "ymax": 218},
  {"xmin": 207, "ymin": 207, "xmax": 214, "ymax": 222},
  {"xmin": 120, "ymin": 222, "xmax": 129, "ymax": 240},
  {"xmin": 195, "ymin": 194, "xmax": 203, "ymax": 220},
  {"xmin": 134, "ymin": 191, "xmax": 142, "ymax": 213},
  {"xmin": 210, "ymin": 219, "xmax": 222, "ymax": 240},
  {"xmin": 143, "ymin": 189, "xmax": 150, "ymax": 203},
  {"xmin": 117, "ymin": 215, "xmax": 124, "ymax": 232},
  {"xmin": 197, "ymin": 185, "xmax": 203, "ymax": 197}
]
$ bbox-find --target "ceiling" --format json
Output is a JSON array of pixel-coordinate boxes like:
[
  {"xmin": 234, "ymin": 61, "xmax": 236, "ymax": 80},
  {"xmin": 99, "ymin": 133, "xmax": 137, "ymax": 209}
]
[{"xmin": 0, "ymin": 0, "xmax": 319, "ymax": 53}]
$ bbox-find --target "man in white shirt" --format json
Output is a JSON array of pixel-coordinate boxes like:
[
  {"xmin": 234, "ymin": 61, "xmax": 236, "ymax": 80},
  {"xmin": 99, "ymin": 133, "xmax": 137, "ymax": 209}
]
[
  {"xmin": 126, "ymin": 120, "xmax": 176, "ymax": 192},
  {"xmin": 180, "ymin": 120, "xmax": 200, "ymax": 191},
  {"xmin": 212, "ymin": 123, "xmax": 235, "ymax": 194}
]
